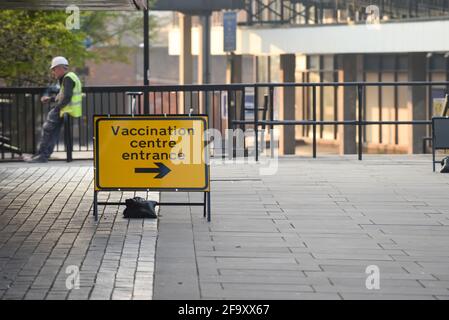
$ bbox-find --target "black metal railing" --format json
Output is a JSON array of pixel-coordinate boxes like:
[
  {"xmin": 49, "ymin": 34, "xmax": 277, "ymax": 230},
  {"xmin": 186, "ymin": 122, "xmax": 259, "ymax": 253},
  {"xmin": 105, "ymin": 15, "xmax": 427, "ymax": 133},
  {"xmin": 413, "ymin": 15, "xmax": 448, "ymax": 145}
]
[
  {"xmin": 241, "ymin": 0, "xmax": 449, "ymax": 26},
  {"xmin": 1, "ymin": 81, "xmax": 448, "ymax": 162},
  {"xmin": 233, "ymin": 81, "xmax": 449, "ymax": 161},
  {"xmin": 0, "ymin": 84, "xmax": 249, "ymax": 161}
]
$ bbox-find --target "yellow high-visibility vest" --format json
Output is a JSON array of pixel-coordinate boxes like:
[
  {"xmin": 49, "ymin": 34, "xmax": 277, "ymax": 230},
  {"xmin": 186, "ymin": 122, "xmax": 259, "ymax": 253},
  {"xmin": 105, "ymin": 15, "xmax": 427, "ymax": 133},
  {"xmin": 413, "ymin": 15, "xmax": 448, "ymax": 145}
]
[{"xmin": 59, "ymin": 72, "xmax": 82, "ymax": 118}]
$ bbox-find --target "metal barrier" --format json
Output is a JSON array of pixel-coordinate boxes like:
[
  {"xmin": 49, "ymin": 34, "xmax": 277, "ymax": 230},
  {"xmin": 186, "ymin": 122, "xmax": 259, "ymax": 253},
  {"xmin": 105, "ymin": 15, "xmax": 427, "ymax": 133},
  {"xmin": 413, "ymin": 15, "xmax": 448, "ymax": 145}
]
[
  {"xmin": 1, "ymin": 81, "xmax": 449, "ymax": 162},
  {"xmin": 232, "ymin": 82, "xmax": 449, "ymax": 161},
  {"xmin": 0, "ymin": 84, "xmax": 247, "ymax": 161},
  {"xmin": 432, "ymin": 117, "xmax": 449, "ymax": 172}
]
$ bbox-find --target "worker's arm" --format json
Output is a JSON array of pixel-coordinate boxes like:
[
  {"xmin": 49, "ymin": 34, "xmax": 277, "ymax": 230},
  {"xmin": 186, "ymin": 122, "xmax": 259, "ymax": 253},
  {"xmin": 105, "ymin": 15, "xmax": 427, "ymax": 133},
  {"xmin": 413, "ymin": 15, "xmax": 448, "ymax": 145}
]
[
  {"xmin": 53, "ymin": 77, "xmax": 75, "ymax": 113},
  {"xmin": 40, "ymin": 84, "xmax": 60, "ymax": 104}
]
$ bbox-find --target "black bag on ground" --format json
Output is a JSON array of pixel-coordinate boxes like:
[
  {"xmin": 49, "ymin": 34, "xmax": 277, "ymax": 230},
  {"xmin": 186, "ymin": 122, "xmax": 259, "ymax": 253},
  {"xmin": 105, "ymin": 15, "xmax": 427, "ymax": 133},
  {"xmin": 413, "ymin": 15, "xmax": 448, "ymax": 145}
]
[
  {"xmin": 441, "ymin": 156, "xmax": 449, "ymax": 174},
  {"xmin": 123, "ymin": 197, "xmax": 158, "ymax": 219}
]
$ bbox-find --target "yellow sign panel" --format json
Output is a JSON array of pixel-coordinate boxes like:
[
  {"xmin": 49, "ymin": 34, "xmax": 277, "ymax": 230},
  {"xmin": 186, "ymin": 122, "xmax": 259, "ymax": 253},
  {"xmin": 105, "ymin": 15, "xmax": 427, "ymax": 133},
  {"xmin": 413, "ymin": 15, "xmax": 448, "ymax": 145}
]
[{"xmin": 94, "ymin": 115, "xmax": 209, "ymax": 191}]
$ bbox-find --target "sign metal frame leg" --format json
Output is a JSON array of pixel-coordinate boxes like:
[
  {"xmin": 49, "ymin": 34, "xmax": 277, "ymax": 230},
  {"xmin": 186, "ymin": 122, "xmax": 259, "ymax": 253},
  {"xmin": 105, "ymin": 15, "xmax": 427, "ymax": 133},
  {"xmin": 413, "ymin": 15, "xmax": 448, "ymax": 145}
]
[
  {"xmin": 203, "ymin": 191, "xmax": 211, "ymax": 222},
  {"xmin": 92, "ymin": 190, "xmax": 210, "ymax": 222},
  {"xmin": 93, "ymin": 190, "xmax": 98, "ymax": 222},
  {"xmin": 203, "ymin": 192, "xmax": 207, "ymax": 218},
  {"xmin": 207, "ymin": 191, "xmax": 211, "ymax": 222}
]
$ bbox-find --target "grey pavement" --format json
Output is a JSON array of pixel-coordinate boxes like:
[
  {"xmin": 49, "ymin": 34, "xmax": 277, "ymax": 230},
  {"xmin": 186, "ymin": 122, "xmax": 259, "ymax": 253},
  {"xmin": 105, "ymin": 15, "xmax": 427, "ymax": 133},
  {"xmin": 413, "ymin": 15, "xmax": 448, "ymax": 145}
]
[
  {"xmin": 0, "ymin": 161, "xmax": 158, "ymax": 300},
  {"xmin": 153, "ymin": 155, "xmax": 449, "ymax": 300},
  {"xmin": 1, "ymin": 155, "xmax": 449, "ymax": 300}
]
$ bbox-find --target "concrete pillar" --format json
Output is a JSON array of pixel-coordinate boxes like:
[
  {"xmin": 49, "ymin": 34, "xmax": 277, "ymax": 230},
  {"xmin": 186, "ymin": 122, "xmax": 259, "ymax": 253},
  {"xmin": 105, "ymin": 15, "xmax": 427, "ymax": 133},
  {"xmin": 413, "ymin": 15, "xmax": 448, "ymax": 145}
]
[
  {"xmin": 337, "ymin": 54, "xmax": 362, "ymax": 154},
  {"xmin": 178, "ymin": 13, "xmax": 193, "ymax": 114},
  {"xmin": 197, "ymin": 14, "xmax": 211, "ymax": 114},
  {"xmin": 226, "ymin": 54, "xmax": 243, "ymax": 132},
  {"xmin": 295, "ymin": 78, "xmax": 304, "ymax": 141},
  {"xmin": 226, "ymin": 54, "xmax": 242, "ymax": 84},
  {"xmin": 198, "ymin": 14, "xmax": 211, "ymax": 85},
  {"xmin": 279, "ymin": 54, "xmax": 296, "ymax": 155},
  {"xmin": 407, "ymin": 53, "xmax": 427, "ymax": 154}
]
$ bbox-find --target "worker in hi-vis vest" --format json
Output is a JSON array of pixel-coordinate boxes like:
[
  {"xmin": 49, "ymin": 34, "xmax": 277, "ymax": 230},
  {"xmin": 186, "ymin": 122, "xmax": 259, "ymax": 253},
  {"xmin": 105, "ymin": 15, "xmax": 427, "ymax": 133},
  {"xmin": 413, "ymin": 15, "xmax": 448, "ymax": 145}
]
[{"xmin": 26, "ymin": 56, "xmax": 82, "ymax": 163}]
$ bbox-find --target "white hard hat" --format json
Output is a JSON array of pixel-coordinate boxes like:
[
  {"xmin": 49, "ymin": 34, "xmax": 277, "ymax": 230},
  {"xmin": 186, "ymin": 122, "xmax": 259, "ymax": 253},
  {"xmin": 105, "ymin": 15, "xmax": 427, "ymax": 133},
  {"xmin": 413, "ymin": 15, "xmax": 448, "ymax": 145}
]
[{"xmin": 50, "ymin": 56, "xmax": 69, "ymax": 69}]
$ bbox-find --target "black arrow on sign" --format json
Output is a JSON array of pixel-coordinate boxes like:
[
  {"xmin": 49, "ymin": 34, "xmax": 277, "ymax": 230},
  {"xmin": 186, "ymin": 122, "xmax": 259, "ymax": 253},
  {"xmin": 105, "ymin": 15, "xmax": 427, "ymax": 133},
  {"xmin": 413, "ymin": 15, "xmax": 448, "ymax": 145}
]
[{"xmin": 135, "ymin": 162, "xmax": 171, "ymax": 179}]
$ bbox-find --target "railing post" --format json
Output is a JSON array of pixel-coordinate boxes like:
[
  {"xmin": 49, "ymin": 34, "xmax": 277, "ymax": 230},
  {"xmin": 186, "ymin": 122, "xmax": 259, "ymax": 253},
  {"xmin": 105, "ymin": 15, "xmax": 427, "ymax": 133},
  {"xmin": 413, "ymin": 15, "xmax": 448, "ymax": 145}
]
[
  {"xmin": 269, "ymin": 86, "xmax": 274, "ymax": 158},
  {"xmin": 240, "ymin": 88, "xmax": 246, "ymax": 156},
  {"xmin": 357, "ymin": 84, "xmax": 364, "ymax": 161},
  {"xmin": 143, "ymin": 4, "xmax": 150, "ymax": 115},
  {"xmin": 432, "ymin": 119, "xmax": 436, "ymax": 172},
  {"xmin": 227, "ymin": 90, "xmax": 234, "ymax": 160},
  {"xmin": 64, "ymin": 113, "xmax": 73, "ymax": 163},
  {"xmin": 312, "ymin": 85, "xmax": 317, "ymax": 159},
  {"xmin": 31, "ymin": 94, "xmax": 36, "ymax": 155},
  {"xmin": 254, "ymin": 85, "xmax": 259, "ymax": 162},
  {"xmin": 260, "ymin": 94, "xmax": 269, "ymax": 157},
  {"xmin": 144, "ymin": 86, "xmax": 150, "ymax": 115}
]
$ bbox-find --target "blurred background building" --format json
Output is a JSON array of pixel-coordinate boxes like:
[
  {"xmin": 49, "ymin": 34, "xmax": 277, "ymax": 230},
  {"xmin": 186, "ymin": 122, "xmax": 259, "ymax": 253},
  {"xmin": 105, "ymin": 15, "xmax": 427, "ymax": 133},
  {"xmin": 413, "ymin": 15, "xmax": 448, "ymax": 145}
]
[
  {"xmin": 2, "ymin": 1, "xmax": 449, "ymax": 156},
  {"xmin": 159, "ymin": 0, "xmax": 449, "ymax": 155}
]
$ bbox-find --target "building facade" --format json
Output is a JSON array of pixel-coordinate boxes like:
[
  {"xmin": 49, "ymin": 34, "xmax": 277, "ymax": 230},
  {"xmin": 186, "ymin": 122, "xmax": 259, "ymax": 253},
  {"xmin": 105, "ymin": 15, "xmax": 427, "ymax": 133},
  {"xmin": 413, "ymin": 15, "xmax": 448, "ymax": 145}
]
[{"xmin": 168, "ymin": 0, "xmax": 449, "ymax": 154}]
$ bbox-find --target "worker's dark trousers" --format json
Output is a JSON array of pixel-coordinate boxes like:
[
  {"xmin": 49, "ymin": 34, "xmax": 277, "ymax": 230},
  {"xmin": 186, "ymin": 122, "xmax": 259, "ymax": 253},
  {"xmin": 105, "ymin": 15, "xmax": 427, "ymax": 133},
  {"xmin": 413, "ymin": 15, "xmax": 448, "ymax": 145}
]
[{"xmin": 37, "ymin": 108, "xmax": 63, "ymax": 159}]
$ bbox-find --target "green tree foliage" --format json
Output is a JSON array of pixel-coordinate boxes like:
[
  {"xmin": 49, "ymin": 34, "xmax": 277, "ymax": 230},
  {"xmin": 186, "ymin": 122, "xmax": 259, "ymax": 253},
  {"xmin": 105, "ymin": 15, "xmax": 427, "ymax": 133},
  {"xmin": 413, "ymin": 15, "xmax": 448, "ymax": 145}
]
[
  {"xmin": 0, "ymin": 10, "xmax": 89, "ymax": 86},
  {"xmin": 80, "ymin": 11, "xmax": 156, "ymax": 63},
  {"xmin": 0, "ymin": 9, "xmax": 156, "ymax": 86}
]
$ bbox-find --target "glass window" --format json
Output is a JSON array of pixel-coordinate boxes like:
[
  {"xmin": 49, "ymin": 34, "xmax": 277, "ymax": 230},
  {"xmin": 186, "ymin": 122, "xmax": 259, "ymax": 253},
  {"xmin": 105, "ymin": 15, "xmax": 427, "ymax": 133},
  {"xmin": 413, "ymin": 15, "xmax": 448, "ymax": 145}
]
[
  {"xmin": 322, "ymin": 72, "xmax": 335, "ymax": 139},
  {"xmin": 364, "ymin": 55, "xmax": 380, "ymax": 71},
  {"xmin": 382, "ymin": 56, "xmax": 396, "ymax": 71},
  {"xmin": 308, "ymin": 56, "xmax": 320, "ymax": 71},
  {"xmin": 365, "ymin": 72, "xmax": 380, "ymax": 144},
  {"xmin": 430, "ymin": 54, "xmax": 446, "ymax": 71},
  {"xmin": 296, "ymin": 55, "xmax": 307, "ymax": 72},
  {"xmin": 296, "ymin": 3, "xmax": 306, "ymax": 24},
  {"xmin": 397, "ymin": 72, "xmax": 408, "ymax": 146},
  {"xmin": 270, "ymin": 55, "xmax": 280, "ymax": 82},
  {"xmin": 398, "ymin": 55, "xmax": 408, "ymax": 71},
  {"xmin": 257, "ymin": 56, "xmax": 269, "ymax": 83},
  {"xmin": 295, "ymin": 73, "xmax": 305, "ymax": 140},
  {"xmin": 323, "ymin": 8, "xmax": 336, "ymax": 24},
  {"xmin": 381, "ymin": 72, "xmax": 395, "ymax": 145},
  {"xmin": 308, "ymin": 72, "xmax": 321, "ymax": 136},
  {"xmin": 323, "ymin": 55, "xmax": 334, "ymax": 71}
]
